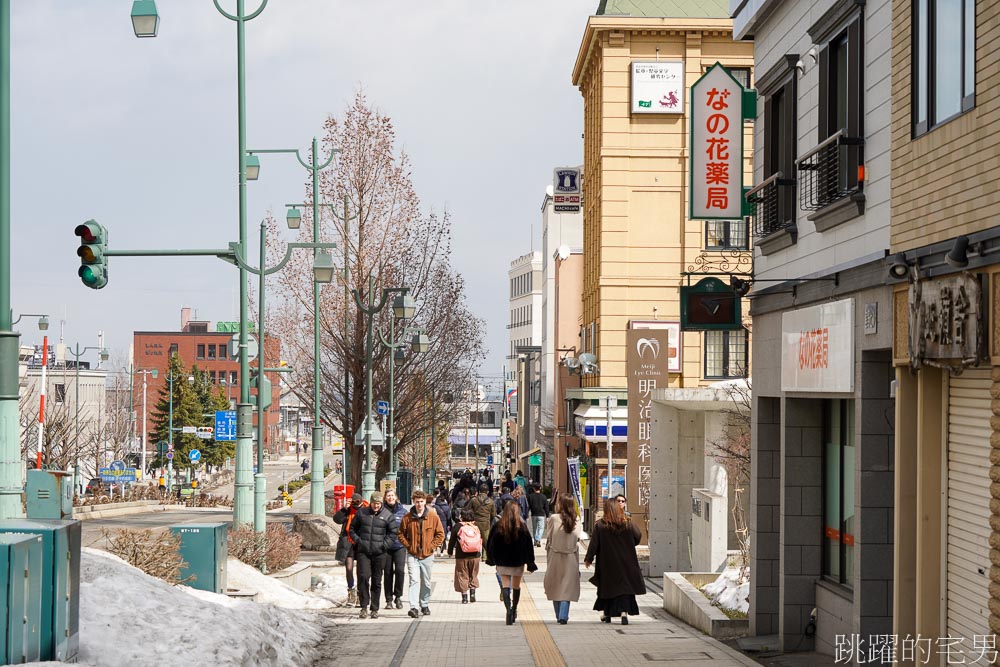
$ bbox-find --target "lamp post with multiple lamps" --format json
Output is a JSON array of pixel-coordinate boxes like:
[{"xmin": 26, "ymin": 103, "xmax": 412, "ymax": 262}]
[
  {"xmin": 163, "ymin": 367, "xmax": 194, "ymax": 493},
  {"xmin": 248, "ymin": 137, "xmax": 337, "ymax": 516},
  {"xmin": 352, "ymin": 278, "xmax": 411, "ymax": 499},
  {"xmin": 66, "ymin": 343, "xmax": 109, "ymax": 496},
  {"xmin": 375, "ymin": 295, "xmax": 426, "ymax": 484},
  {"xmin": 135, "ymin": 368, "xmax": 158, "ymax": 479}
]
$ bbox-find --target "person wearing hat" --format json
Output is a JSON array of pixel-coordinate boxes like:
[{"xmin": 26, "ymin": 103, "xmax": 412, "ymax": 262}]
[
  {"xmin": 348, "ymin": 492, "xmax": 395, "ymax": 619},
  {"xmin": 333, "ymin": 493, "xmax": 367, "ymax": 605}
]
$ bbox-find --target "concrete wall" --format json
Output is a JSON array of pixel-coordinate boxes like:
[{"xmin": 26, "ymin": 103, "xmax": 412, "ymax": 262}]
[{"xmin": 750, "ymin": 395, "xmax": 781, "ymax": 636}]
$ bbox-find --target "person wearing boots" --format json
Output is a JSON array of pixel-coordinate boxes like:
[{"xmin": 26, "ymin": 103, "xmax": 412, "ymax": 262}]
[
  {"xmin": 585, "ymin": 497, "xmax": 646, "ymax": 625},
  {"xmin": 448, "ymin": 508, "xmax": 482, "ymax": 603},
  {"xmin": 332, "ymin": 493, "xmax": 366, "ymax": 606},
  {"xmin": 397, "ymin": 489, "xmax": 445, "ymax": 618},
  {"xmin": 485, "ymin": 501, "xmax": 537, "ymax": 626},
  {"xmin": 348, "ymin": 492, "xmax": 395, "ymax": 619},
  {"xmin": 382, "ymin": 489, "xmax": 408, "ymax": 610}
]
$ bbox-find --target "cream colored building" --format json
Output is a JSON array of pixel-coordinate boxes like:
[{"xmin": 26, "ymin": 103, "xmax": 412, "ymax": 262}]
[{"xmin": 571, "ymin": 0, "xmax": 754, "ymax": 391}]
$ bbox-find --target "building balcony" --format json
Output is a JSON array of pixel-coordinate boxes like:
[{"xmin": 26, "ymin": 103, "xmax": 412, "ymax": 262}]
[
  {"xmin": 796, "ymin": 130, "xmax": 866, "ymax": 231},
  {"xmin": 747, "ymin": 171, "xmax": 797, "ymax": 254}
]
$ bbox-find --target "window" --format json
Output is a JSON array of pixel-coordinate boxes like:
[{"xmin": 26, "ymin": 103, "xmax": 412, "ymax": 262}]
[
  {"xmin": 703, "ymin": 328, "xmax": 748, "ymax": 378},
  {"xmin": 705, "ymin": 220, "xmax": 749, "ymax": 250},
  {"xmin": 207, "ymin": 344, "xmax": 216, "ymax": 360},
  {"xmin": 230, "ymin": 371, "xmax": 238, "ymax": 385},
  {"xmin": 823, "ymin": 399, "xmax": 855, "ymax": 587},
  {"xmin": 54, "ymin": 383, "xmax": 66, "ymax": 404},
  {"xmin": 169, "ymin": 343, "xmax": 178, "ymax": 357},
  {"xmin": 209, "ymin": 371, "xmax": 216, "ymax": 383},
  {"xmin": 196, "ymin": 344, "xmax": 206, "ymax": 360},
  {"xmin": 913, "ymin": 0, "xmax": 975, "ymax": 134},
  {"xmin": 751, "ymin": 56, "xmax": 798, "ymax": 242}
]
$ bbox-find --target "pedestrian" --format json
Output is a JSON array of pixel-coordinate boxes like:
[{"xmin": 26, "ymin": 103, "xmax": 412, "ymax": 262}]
[
  {"xmin": 513, "ymin": 470, "xmax": 527, "ymax": 490},
  {"xmin": 543, "ymin": 494, "xmax": 583, "ymax": 624},
  {"xmin": 382, "ymin": 489, "xmax": 407, "ymax": 610},
  {"xmin": 501, "ymin": 471, "xmax": 515, "ymax": 493},
  {"xmin": 469, "ymin": 483, "xmax": 497, "ymax": 559},
  {"xmin": 614, "ymin": 493, "xmax": 632, "ymax": 518},
  {"xmin": 584, "ymin": 497, "xmax": 646, "ymax": 625},
  {"xmin": 527, "ymin": 484, "xmax": 550, "ymax": 547},
  {"xmin": 332, "ymin": 493, "xmax": 367, "ymax": 606},
  {"xmin": 300, "ymin": 459, "xmax": 309, "ymax": 475},
  {"xmin": 494, "ymin": 486, "xmax": 514, "ymax": 515},
  {"xmin": 485, "ymin": 501, "xmax": 537, "ymax": 626},
  {"xmin": 433, "ymin": 492, "xmax": 451, "ymax": 555},
  {"xmin": 451, "ymin": 487, "xmax": 472, "ymax": 530},
  {"xmin": 349, "ymin": 492, "xmax": 395, "ymax": 619},
  {"xmin": 448, "ymin": 508, "xmax": 482, "ymax": 604},
  {"xmin": 397, "ymin": 489, "xmax": 445, "ymax": 618},
  {"xmin": 512, "ymin": 485, "xmax": 530, "ymax": 522}
]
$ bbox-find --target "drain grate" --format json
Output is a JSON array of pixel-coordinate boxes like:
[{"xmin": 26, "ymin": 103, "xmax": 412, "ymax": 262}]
[{"xmin": 642, "ymin": 652, "xmax": 714, "ymax": 662}]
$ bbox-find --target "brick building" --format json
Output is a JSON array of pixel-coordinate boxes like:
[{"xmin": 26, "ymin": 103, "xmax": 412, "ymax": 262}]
[{"xmin": 133, "ymin": 308, "xmax": 281, "ymax": 448}]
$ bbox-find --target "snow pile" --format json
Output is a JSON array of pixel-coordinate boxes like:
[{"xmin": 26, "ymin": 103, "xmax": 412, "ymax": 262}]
[
  {"xmin": 75, "ymin": 548, "xmax": 323, "ymax": 667},
  {"xmin": 310, "ymin": 571, "xmax": 349, "ymax": 605},
  {"xmin": 227, "ymin": 558, "xmax": 334, "ymax": 610},
  {"xmin": 701, "ymin": 568, "xmax": 749, "ymax": 614}
]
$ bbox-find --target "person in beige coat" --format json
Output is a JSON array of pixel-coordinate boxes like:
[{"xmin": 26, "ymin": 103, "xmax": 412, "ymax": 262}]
[{"xmin": 543, "ymin": 494, "xmax": 584, "ymax": 624}]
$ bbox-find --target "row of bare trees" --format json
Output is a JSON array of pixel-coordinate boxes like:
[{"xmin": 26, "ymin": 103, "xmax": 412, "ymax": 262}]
[{"xmin": 269, "ymin": 93, "xmax": 486, "ymax": 487}]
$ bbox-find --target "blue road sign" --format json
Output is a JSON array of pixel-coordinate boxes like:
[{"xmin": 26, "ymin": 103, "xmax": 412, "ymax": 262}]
[
  {"xmin": 487, "ymin": 455, "xmax": 494, "ymax": 465},
  {"xmin": 376, "ymin": 400, "xmax": 389, "ymax": 416},
  {"xmin": 215, "ymin": 410, "xmax": 237, "ymax": 441},
  {"xmin": 189, "ymin": 449, "xmax": 202, "ymax": 463},
  {"xmin": 100, "ymin": 467, "xmax": 137, "ymax": 484},
  {"xmin": 166, "ymin": 451, "xmax": 174, "ymax": 460},
  {"xmin": 109, "ymin": 460, "xmax": 126, "ymax": 471}
]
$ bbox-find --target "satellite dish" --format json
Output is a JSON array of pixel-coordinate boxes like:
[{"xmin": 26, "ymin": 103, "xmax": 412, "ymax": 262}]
[
  {"xmin": 556, "ymin": 245, "xmax": 572, "ymax": 261},
  {"xmin": 578, "ymin": 353, "xmax": 597, "ymax": 366},
  {"xmin": 563, "ymin": 355, "xmax": 581, "ymax": 370}
]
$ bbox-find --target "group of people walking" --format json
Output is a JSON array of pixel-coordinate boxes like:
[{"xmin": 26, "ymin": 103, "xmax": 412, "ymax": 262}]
[{"xmin": 333, "ymin": 480, "xmax": 645, "ymax": 627}]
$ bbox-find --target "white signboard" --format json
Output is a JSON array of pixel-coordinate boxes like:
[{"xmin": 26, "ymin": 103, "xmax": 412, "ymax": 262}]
[
  {"xmin": 631, "ymin": 61, "xmax": 684, "ymax": 114},
  {"xmin": 553, "ymin": 167, "xmax": 581, "ymax": 213},
  {"xmin": 690, "ymin": 63, "xmax": 745, "ymax": 220},
  {"xmin": 781, "ymin": 299, "xmax": 854, "ymax": 393},
  {"xmin": 630, "ymin": 320, "xmax": 682, "ymax": 373}
]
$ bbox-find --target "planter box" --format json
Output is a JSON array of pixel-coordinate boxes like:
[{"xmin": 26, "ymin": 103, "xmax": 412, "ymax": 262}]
[
  {"xmin": 662, "ymin": 572, "xmax": 748, "ymax": 640},
  {"xmin": 268, "ymin": 562, "xmax": 312, "ymax": 591}
]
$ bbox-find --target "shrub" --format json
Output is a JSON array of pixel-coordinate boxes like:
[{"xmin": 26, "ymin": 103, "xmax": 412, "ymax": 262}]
[
  {"xmin": 103, "ymin": 528, "xmax": 192, "ymax": 585},
  {"xmin": 228, "ymin": 523, "xmax": 302, "ymax": 573}
]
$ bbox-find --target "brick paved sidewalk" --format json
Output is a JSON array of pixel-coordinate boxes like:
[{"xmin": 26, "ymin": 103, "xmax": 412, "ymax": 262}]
[{"xmin": 312, "ymin": 549, "xmax": 759, "ymax": 666}]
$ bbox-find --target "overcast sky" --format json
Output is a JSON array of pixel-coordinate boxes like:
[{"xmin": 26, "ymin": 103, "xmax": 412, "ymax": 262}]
[{"xmin": 9, "ymin": 0, "xmax": 595, "ymax": 374}]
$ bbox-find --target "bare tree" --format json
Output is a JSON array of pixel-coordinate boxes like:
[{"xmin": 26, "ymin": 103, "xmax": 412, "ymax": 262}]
[
  {"xmin": 709, "ymin": 379, "xmax": 751, "ymax": 583},
  {"xmin": 269, "ymin": 91, "xmax": 486, "ymax": 486}
]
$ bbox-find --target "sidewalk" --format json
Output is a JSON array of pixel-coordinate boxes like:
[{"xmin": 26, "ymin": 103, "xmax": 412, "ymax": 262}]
[{"xmin": 311, "ymin": 549, "xmax": 759, "ymax": 667}]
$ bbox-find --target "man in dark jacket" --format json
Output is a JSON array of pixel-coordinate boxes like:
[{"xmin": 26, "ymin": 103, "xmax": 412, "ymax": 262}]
[
  {"xmin": 348, "ymin": 492, "xmax": 394, "ymax": 618},
  {"xmin": 527, "ymin": 485, "xmax": 550, "ymax": 547},
  {"xmin": 382, "ymin": 489, "xmax": 408, "ymax": 609}
]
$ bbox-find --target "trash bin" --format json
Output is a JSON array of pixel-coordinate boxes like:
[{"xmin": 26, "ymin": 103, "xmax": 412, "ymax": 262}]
[{"xmin": 332, "ymin": 484, "xmax": 354, "ymax": 512}]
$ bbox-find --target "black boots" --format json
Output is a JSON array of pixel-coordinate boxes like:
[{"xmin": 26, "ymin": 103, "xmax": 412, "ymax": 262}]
[
  {"xmin": 502, "ymin": 588, "xmax": 513, "ymax": 625},
  {"xmin": 512, "ymin": 589, "xmax": 521, "ymax": 623},
  {"xmin": 469, "ymin": 588, "xmax": 476, "ymax": 603},
  {"xmin": 462, "ymin": 593, "xmax": 469, "ymax": 604}
]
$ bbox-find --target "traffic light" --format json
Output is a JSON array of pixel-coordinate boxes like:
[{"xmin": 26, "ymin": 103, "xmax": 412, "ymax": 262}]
[
  {"xmin": 74, "ymin": 220, "xmax": 108, "ymax": 289},
  {"xmin": 251, "ymin": 372, "xmax": 272, "ymax": 410}
]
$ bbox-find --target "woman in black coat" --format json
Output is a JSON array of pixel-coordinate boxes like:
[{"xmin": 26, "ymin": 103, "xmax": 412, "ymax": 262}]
[
  {"xmin": 584, "ymin": 497, "xmax": 646, "ymax": 624},
  {"xmin": 486, "ymin": 501, "xmax": 537, "ymax": 625}
]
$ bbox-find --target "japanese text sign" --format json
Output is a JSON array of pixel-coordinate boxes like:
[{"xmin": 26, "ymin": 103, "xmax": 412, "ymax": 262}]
[
  {"xmin": 781, "ymin": 299, "xmax": 854, "ymax": 392},
  {"xmin": 690, "ymin": 63, "xmax": 745, "ymax": 220},
  {"xmin": 631, "ymin": 61, "xmax": 684, "ymax": 114},
  {"xmin": 908, "ymin": 274, "xmax": 983, "ymax": 369}
]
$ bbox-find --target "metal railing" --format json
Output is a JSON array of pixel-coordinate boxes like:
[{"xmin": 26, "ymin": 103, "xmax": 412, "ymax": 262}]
[
  {"xmin": 796, "ymin": 129, "xmax": 864, "ymax": 211},
  {"xmin": 747, "ymin": 171, "xmax": 796, "ymax": 239}
]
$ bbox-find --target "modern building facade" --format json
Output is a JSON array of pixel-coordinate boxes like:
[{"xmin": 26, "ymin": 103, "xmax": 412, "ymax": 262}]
[
  {"xmin": 508, "ymin": 252, "xmax": 543, "ymax": 475},
  {"xmin": 569, "ymin": 0, "xmax": 754, "ymax": 534},
  {"xmin": 888, "ymin": 0, "xmax": 994, "ymax": 657},
  {"xmin": 734, "ymin": 0, "xmax": 896, "ymax": 656}
]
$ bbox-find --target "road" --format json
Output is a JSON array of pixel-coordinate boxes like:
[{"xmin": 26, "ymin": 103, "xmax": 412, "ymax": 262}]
[{"xmin": 82, "ymin": 454, "xmax": 343, "ymax": 549}]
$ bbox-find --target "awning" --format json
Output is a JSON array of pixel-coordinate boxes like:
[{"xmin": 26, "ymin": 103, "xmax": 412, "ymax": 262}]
[
  {"xmin": 447, "ymin": 434, "xmax": 500, "ymax": 445},
  {"xmin": 518, "ymin": 447, "xmax": 542, "ymax": 459},
  {"xmin": 573, "ymin": 404, "xmax": 628, "ymax": 443}
]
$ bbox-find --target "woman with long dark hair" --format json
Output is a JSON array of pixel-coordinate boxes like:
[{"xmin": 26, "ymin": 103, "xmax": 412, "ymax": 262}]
[
  {"xmin": 486, "ymin": 501, "xmax": 537, "ymax": 625},
  {"xmin": 584, "ymin": 497, "xmax": 645, "ymax": 624},
  {"xmin": 543, "ymin": 494, "xmax": 584, "ymax": 624}
]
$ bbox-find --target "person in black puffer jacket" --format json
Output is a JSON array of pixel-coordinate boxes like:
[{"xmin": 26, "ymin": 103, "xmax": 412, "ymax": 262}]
[
  {"xmin": 348, "ymin": 492, "xmax": 395, "ymax": 618},
  {"xmin": 382, "ymin": 489, "xmax": 408, "ymax": 610},
  {"xmin": 486, "ymin": 501, "xmax": 538, "ymax": 626}
]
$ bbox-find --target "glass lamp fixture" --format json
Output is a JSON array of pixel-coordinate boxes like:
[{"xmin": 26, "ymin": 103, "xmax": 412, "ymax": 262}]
[
  {"xmin": 393, "ymin": 294, "xmax": 416, "ymax": 320},
  {"xmin": 131, "ymin": 0, "xmax": 159, "ymax": 38}
]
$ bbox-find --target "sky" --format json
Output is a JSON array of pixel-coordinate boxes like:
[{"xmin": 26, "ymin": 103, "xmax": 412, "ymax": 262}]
[{"xmin": 8, "ymin": 0, "xmax": 596, "ymax": 374}]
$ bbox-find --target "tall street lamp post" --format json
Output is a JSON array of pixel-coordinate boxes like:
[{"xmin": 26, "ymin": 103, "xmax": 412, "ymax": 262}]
[
  {"xmin": 249, "ymin": 138, "xmax": 337, "ymax": 516},
  {"xmin": 375, "ymin": 296, "xmax": 423, "ymax": 483},
  {"xmin": 67, "ymin": 343, "xmax": 109, "ymax": 496},
  {"xmin": 163, "ymin": 367, "xmax": 193, "ymax": 493},
  {"xmin": 352, "ymin": 277, "xmax": 409, "ymax": 499},
  {"xmin": 135, "ymin": 368, "xmax": 158, "ymax": 478}
]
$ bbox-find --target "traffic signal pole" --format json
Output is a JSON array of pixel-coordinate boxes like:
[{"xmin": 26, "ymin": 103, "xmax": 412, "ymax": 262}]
[{"xmin": 0, "ymin": 0, "xmax": 22, "ymax": 520}]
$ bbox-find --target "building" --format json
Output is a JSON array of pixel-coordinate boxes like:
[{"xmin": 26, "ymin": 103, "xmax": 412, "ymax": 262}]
[
  {"xmin": 448, "ymin": 386, "xmax": 504, "ymax": 472},
  {"xmin": 538, "ymin": 182, "xmax": 584, "ymax": 487},
  {"xmin": 508, "ymin": 251, "xmax": 543, "ymax": 473},
  {"xmin": 887, "ymin": 0, "xmax": 994, "ymax": 656},
  {"xmin": 551, "ymin": 247, "xmax": 585, "ymax": 497},
  {"xmin": 132, "ymin": 308, "xmax": 281, "ymax": 457},
  {"xmin": 569, "ymin": 0, "xmax": 754, "ymax": 536},
  {"xmin": 733, "ymin": 0, "xmax": 896, "ymax": 656}
]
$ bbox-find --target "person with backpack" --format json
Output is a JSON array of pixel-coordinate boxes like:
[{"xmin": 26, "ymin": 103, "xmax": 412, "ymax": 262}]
[
  {"xmin": 469, "ymin": 483, "xmax": 497, "ymax": 559},
  {"xmin": 512, "ymin": 486, "xmax": 530, "ymax": 522},
  {"xmin": 448, "ymin": 508, "xmax": 482, "ymax": 603}
]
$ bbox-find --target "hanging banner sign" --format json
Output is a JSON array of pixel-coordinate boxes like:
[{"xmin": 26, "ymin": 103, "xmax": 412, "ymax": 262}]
[
  {"xmin": 567, "ymin": 457, "xmax": 583, "ymax": 514},
  {"xmin": 690, "ymin": 63, "xmax": 746, "ymax": 220}
]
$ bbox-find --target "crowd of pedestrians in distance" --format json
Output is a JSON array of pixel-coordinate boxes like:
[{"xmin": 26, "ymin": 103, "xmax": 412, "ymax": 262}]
[{"xmin": 330, "ymin": 468, "xmax": 645, "ymax": 625}]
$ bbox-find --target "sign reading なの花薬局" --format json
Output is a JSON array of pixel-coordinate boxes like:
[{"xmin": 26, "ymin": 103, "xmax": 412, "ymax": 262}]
[
  {"xmin": 781, "ymin": 299, "xmax": 854, "ymax": 393},
  {"xmin": 690, "ymin": 63, "xmax": 746, "ymax": 221}
]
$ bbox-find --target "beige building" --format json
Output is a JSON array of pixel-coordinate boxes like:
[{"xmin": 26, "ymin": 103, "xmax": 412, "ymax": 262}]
[
  {"xmin": 571, "ymin": 0, "xmax": 754, "ymax": 391},
  {"xmin": 888, "ymin": 0, "xmax": 997, "ymax": 654}
]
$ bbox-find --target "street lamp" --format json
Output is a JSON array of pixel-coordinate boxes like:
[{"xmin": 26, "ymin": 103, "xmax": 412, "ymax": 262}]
[
  {"xmin": 66, "ymin": 343, "xmax": 109, "ymax": 496},
  {"xmin": 353, "ymin": 277, "xmax": 410, "ymax": 499},
  {"xmin": 286, "ymin": 207, "xmax": 301, "ymax": 230},
  {"xmin": 135, "ymin": 368, "xmax": 158, "ymax": 478},
  {"xmin": 11, "ymin": 314, "xmax": 48, "ymax": 331},
  {"xmin": 376, "ymin": 296, "xmax": 423, "ymax": 483},
  {"xmin": 130, "ymin": 0, "xmax": 159, "ymax": 38},
  {"xmin": 163, "ymin": 367, "xmax": 194, "ymax": 493}
]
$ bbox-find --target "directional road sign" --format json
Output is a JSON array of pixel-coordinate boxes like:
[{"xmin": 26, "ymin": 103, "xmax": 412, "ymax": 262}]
[
  {"xmin": 189, "ymin": 449, "xmax": 202, "ymax": 463},
  {"xmin": 215, "ymin": 410, "xmax": 237, "ymax": 441},
  {"xmin": 376, "ymin": 400, "xmax": 389, "ymax": 416}
]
